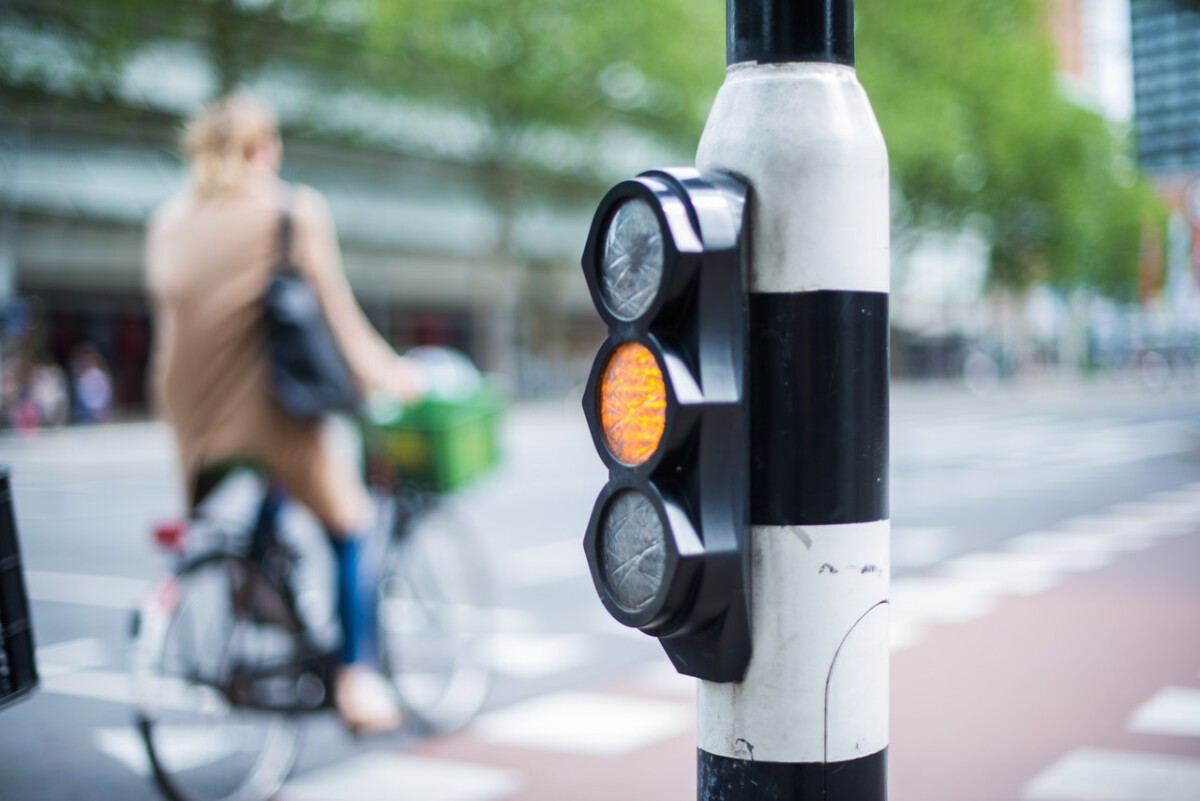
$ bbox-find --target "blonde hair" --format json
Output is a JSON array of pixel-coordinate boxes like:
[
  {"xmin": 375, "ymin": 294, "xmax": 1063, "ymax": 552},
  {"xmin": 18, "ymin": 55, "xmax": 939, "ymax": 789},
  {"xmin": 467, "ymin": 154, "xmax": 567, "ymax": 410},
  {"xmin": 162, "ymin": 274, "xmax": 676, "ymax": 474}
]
[{"xmin": 182, "ymin": 93, "xmax": 278, "ymax": 198}]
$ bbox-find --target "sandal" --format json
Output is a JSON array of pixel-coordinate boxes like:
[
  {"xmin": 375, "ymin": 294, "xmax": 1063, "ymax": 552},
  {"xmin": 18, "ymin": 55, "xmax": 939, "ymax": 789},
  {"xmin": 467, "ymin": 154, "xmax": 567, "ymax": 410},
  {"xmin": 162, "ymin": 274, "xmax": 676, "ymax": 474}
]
[{"xmin": 334, "ymin": 665, "xmax": 403, "ymax": 735}]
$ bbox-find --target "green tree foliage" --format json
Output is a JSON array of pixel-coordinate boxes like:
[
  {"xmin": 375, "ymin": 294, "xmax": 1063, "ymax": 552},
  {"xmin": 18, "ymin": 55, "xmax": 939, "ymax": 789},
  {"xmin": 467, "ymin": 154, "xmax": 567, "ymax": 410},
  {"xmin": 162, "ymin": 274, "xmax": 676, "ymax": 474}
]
[
  {"xmin": 0, "ymin": 0, "xmax": 362, "ymax": 101},
  {"xmin": 0, "ymin": 0, "xmax": 1163, "ymax": 298},
  {"xmin": 857, "ymin": 0, "xmax": 1161, "ymax": 298},
  {"xmin": 365, "ymin": 0, "xmax": 1159, "ymax": 298},
  {"xmin": 364, "ymin": 0, "xmax": 723, "ymax": 155},
  {"xmin": 362, "ymin": 0, "xmax": 724, "ymax": 255}
]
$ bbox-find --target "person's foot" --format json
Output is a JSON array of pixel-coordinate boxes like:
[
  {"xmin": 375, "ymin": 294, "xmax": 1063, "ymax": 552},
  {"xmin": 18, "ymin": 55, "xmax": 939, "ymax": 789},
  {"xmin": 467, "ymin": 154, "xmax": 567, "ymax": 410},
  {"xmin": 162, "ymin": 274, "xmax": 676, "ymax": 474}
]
[{"xmin": 334, "ymin": 666, "xmax": 403, "ymax": 735}]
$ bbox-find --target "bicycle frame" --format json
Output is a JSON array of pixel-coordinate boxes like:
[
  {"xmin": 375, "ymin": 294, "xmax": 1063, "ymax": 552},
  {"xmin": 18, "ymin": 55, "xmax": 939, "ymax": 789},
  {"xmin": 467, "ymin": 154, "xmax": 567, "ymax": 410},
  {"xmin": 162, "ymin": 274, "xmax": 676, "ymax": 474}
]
[
  {"xmin": 143, "ymin": 475, "xmax": 464, "ymax": 718},
  {"xmin": 144, "ymin": 485, "xmax": 339, "ymax": 716}
]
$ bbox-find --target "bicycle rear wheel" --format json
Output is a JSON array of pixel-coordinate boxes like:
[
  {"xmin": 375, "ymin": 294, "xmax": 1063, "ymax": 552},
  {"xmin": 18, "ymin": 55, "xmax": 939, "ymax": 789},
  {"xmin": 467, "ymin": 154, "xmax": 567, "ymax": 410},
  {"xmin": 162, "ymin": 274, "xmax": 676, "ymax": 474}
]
[
  {"xmin": 132, "ymin": 554, "xmax": 304, "ymax": 801},
  {"xmin": 378, "ymin": 497, "xmax": 493, "ymax": 732}
]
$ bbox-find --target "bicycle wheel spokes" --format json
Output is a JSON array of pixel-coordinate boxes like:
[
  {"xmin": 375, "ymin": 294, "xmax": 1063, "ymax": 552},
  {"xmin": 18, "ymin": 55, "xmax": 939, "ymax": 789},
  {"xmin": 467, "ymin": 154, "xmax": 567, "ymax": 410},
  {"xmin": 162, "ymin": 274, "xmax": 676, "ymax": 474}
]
[
  {"xmin": 379, "ymin": 502, "xmax": 493, "ymax": 732},
  {"xmin": 379, "ymin": 584, "xmax": 491, "ymax": 706},
  {"xmin": 133, "ymin": 556, "xmax": 302, "ymax": 801}
]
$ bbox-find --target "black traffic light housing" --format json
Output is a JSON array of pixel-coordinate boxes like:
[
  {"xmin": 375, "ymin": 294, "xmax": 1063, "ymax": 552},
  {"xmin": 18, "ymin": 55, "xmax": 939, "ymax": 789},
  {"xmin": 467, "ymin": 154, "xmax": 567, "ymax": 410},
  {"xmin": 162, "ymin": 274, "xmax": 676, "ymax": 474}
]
[{"xmin": 580, "ymin": 168, "xmax": 751, "ymax": 683}]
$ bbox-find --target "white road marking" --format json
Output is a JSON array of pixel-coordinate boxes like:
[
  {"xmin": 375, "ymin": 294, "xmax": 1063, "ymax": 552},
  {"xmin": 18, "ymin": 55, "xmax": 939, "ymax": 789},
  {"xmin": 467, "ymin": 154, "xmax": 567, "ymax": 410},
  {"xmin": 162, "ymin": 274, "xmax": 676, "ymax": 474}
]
[
  {"xmin": 888, "ymin": 612, "xmax": 925, "ymax": 653},
  {"xmin": 284, "ymin": 752, "xmax": 522, "ymax": 801},
  {"xmin": 93, "ymin": 727, "xmax": 154, "ymax": 777},
  {"xmin": 41, "ymin": 654, "xmax": 229, "ymax": 716},
  {"xmin": 40, "ymin": 669, "xmax": 134, "ymax": 706},
  {"xmin": 481, "ymin": 605, "xmax": 541, "ymax": 635},
  {"xmin": 36, "ymin": 637, "xmax": 109, "ymax": 676},
  {"xmin": 48, "ymin": 665, "xmax": 251, "ymax": 717},
  {"xmin": 1095, "ymin": 522, "xmax": 1173, "ymax": 547},
  {"xmin": 1128, "ymin": 686, "xmax": 1200, "ymax": 738},
  {"xmin": 1107, "ymin": 500, "xmax": 1180, "ymax": 518},
  {"xmin": 628, "ymin": 661, "xmax": 698, "ymax": 698},
  {"xmin": 1109, "ymin": 496, "xmax": 1200, "ymax": 532},
  {"xmin": 892, "ymin": 482, "xmax": 1200, "ymax": 653},
  {"xmin": 93, "ymin": 725, "xmax": 254, "ymax": 778},
  {"xmin": 890, "ymin": 577, "xmax": 997, "ymax": 624},
  {"xmin": 891, "ymin": 526, "xmax": 954, "ymax": 569},
  {"xmin": 1007, "ymin": 529, "xmax": 1158, "ymax": 556},
  {"xmin": 487, "ymin": 633, "xmax": 595, "ymax": 679},
  {"xmin": 1058, "ymin": 514, "xmax": 1133, "ymax": 532},
  {"xmin": 1153, "ymin": 483, "xmax": 1200, "ymax": 503},
  {"xmin": 1023, "ymin": 747, "xmax": 1200, "ymax": 801},
  {"xmin": 895, "ymin": 419, "xmax": 1193, "ymax": 495},
  {"xmin": 25, "ymin": 570, "xmax": 148, "ymax": 610},
  {"xmin": 938, "ymin": 552, "xmax": 1065, "ymax": 597},
  {"xmin": 997, "ymin": 544, "xmax": 1115, "ymax": 573},
  {"xmin": 496, "ymin": 538, "xmax": 587, "ymax": 588},
  {"xmin": 586, "ymin": 604, "xmax": 652, "ymax": 641},
  {"xmin": 471, "ymin": 691, "xmax": 691, "ymax": 756}
]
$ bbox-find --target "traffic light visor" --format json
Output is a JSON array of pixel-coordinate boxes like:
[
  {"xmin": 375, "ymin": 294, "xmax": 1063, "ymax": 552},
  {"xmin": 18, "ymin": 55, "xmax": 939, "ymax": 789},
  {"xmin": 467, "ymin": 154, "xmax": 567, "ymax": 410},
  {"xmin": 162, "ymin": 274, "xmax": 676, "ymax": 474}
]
[
  {"xmin": 599, "ymin": 489, "xmax": 667, "ymax": 612},
  {"xmin": 599, "ymin": 342, "xmax": 666, "ymax": 466},
  {"xmin": 600, "ymin": 199, "xmax": 664, "ymax": 321}
]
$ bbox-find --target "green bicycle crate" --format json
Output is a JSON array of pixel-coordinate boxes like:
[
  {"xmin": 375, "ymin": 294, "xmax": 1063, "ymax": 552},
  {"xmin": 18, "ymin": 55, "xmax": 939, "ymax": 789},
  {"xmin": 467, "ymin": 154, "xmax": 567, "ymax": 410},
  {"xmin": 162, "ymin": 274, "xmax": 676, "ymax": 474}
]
[{"xmin": 373, "ymin": 389, "xmax": 503, "ymax": 491}]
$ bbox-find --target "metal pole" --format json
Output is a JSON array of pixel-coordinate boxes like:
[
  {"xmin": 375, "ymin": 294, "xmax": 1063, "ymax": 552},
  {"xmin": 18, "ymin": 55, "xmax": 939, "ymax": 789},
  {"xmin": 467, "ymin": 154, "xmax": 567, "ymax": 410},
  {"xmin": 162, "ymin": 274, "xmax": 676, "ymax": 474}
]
[{"xmin": 695, "ymin": 1, "xmax": 890, "ymax": 799}]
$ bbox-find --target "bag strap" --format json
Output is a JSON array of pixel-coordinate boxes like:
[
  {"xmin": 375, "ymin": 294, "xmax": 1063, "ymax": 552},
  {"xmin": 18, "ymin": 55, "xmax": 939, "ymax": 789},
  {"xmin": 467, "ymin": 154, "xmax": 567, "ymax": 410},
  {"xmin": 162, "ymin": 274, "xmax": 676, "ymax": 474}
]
[{"xmin": 277, "ymin": 184, "xmax": 295, "ymax": 271}]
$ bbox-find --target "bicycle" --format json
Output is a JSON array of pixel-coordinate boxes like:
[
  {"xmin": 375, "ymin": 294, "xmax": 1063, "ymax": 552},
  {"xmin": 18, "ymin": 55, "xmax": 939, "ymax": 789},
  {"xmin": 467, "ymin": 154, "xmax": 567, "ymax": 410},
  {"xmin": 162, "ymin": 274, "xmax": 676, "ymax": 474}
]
[{"xmin": 130, "ymin": 460, "xmax": 494, "ymax": 801}]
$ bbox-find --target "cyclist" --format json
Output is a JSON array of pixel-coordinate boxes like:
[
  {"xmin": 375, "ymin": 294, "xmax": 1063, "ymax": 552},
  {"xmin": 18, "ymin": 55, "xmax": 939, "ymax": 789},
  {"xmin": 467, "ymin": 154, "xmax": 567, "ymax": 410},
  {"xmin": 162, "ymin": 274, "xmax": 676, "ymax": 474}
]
[{"xmin": 144, "ymin": 92, "xmax": 424, "ymax": 734}]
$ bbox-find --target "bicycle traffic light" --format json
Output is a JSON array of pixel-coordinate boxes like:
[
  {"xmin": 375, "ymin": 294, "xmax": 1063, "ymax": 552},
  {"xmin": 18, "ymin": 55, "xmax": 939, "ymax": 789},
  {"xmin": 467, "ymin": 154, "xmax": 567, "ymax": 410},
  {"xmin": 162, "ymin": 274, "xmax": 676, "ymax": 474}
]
[{"xmin": 580, "ymin": 168, "xmax": 750, "ymax": 683}]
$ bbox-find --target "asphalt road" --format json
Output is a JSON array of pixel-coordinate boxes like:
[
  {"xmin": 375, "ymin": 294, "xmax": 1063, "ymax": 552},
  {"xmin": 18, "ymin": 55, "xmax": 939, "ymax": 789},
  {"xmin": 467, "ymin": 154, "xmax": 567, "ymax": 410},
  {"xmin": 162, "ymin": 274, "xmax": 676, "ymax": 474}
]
[{"xmin": 1, "ymin": 373, "xmax": 1198, "ymax": 801}]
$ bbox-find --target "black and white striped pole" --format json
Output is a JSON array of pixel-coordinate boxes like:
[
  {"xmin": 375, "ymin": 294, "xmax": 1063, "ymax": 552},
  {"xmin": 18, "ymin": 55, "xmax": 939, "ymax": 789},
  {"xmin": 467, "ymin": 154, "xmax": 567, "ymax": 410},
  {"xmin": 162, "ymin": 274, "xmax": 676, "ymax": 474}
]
[
  {"xmin": 694, "ymin": 0, "xmax": 890, "ymax": 799},
  {"xmin": 580, "ymin": 0, "xmax": 888, "ymax": 798}
]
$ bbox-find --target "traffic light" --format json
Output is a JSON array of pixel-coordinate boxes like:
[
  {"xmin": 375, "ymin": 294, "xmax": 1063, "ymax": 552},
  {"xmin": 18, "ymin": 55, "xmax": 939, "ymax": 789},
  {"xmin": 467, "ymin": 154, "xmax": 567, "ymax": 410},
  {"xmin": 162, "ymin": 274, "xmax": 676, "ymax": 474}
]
[{"xmin": 580, "ymin": 167, "xmax": 750, "ymax": 683}]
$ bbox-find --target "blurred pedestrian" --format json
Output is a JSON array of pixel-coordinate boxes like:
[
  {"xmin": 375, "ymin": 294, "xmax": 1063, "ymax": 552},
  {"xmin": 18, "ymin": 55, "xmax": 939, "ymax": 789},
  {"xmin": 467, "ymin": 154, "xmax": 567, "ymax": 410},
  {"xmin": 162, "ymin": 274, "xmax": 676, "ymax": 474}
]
[
  {"xmin": 143, "ymin": 92, "xmax": 424, "ymax": 734},
  {"xmin": 1, "ymin": 342, "xmax": 38, "ymax": 432},
  {"xmin": 31, "ymin": 360, "xmax": 69, "ymax": 427},
  {"xmin": 69, "ymin": 342, "xmax": 112, "ymax": 424}
]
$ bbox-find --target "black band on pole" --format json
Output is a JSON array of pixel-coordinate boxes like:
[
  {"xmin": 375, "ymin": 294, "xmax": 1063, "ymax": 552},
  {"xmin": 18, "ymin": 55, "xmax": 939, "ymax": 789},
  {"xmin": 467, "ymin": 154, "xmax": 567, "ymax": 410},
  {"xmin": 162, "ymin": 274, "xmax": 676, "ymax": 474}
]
[
  {"xmin": 728, "ymin": 0, "xmax": 855, "ymax": 67},
  {"xmin": 699, "ymin": 748, "xmax": 887, "ymax": 801},
  {"xmin": 748, "ymin": 291, "xmax": 889, "ymax": 527}
]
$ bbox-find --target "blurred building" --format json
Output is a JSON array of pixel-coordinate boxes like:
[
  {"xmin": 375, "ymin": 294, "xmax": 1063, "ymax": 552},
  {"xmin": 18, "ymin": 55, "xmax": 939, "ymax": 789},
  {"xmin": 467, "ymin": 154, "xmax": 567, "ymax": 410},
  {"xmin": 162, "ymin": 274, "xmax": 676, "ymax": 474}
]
[
  {"xmin": 1130, "ymin": 1, "xmax": 1200, "ymax": 172},
  {"xmin": 0, "ymin": 31, "xmax": 657, "ymax": 419},
  {"xmin": 1049, "ymin": 0, "xmax": 1134, "ymax": 122},
  {"xmin": 895, "ymin": 0, "xmax": 1185, "ymax": 382},
  {"xmin": 1129, "ymin": 0, "xmax": 1200, "ymax": 352},
  {"xmin": 984, "ymin": 0, "xmax": 1200, "ymax": 379}
]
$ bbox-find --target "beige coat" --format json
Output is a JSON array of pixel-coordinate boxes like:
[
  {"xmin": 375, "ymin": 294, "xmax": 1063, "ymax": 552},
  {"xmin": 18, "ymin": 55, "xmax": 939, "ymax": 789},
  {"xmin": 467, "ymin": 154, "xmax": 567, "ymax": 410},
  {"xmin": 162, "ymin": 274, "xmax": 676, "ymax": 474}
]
[{"xmin": 145, "ymin": 174, "xmax": 401, "ymax": 532}]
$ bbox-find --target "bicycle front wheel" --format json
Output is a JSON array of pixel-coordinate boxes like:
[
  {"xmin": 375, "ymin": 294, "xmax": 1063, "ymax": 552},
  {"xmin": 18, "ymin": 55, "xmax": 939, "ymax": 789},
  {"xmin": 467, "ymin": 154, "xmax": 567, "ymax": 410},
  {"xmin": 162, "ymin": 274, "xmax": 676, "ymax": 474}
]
[
  {"xmin": 132, "ymin": 554, "xmax": 303, "ymax": 801},
  {"xmin": 378, "ymin": 498, "xmax": 493, "ymax": 732}
]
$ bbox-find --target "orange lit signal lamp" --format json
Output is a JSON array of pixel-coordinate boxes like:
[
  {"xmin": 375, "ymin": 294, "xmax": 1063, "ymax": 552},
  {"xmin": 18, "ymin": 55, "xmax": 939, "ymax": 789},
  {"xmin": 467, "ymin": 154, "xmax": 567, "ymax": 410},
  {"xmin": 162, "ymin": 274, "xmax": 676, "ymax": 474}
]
[
  {"xmin": 599, "ymin": 341, "xmax": 666, "ymax": 466},
  {"xmin": 580, "ymin": 168, "xmax": 751, "ymax": 683}
]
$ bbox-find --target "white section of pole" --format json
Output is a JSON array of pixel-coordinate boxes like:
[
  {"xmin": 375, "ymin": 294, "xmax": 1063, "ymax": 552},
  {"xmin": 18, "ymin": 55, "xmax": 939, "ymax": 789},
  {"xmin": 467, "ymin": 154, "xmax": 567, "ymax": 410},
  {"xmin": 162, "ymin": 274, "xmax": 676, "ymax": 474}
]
[
  {"xmin": 696, "ymin": 62, "xmax": 890, "ymax": 295},
  {"xmin": 697, "ymin": 521, "xmax": 890, "ymax": 763},
  {"xmin": 695, "ymin": 55, "xmax": 892, "ymax": 793}
]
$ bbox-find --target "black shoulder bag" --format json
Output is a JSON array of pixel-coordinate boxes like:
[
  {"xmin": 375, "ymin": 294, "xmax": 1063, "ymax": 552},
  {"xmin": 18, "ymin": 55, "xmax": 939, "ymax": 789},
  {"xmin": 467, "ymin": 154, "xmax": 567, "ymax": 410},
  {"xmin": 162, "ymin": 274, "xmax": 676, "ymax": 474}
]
[{"xmin": 264, "ymin": 187, "xmax": 360, "ymax": 419}]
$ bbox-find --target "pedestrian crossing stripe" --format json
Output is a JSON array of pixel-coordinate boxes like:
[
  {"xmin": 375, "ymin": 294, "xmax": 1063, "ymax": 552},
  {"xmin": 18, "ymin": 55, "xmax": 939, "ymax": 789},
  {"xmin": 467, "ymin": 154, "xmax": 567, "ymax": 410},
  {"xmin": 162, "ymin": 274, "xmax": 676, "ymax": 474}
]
[
  {"xmin": 889, "ymin": 483, "xmax": 1200, "ymax": 653},
  {"xmin": 25, "ymin": 569, "xmax": 149, "ymax": 609},
  {"xmin": 470, "ymin": 691, "xmax": 692, "ymax": 757},
  {"xmin": 35, "ymin": 478, "xmax": 1200, "ymax": 799},
  {"xmin": 284, "ymin": 752, "xmax": 523, "ymax": 801},
  {"xmin": 894, "ymin": 422, "xmax": 1196, "ymax": 508},
  {"xmin": 1128, "ymin": 686, "xmax": 1200, "ymax": 739},
  {"xmin": 1024, "ymin": 747, "xmax": 1200, "ymax": 801}
]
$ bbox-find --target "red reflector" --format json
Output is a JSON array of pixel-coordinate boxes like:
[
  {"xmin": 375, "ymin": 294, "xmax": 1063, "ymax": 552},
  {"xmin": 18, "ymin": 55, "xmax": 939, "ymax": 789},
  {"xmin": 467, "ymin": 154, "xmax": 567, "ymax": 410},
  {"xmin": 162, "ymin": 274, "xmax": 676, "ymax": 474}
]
[{"xmin": 153, "ymin": 520, "xmax": 187, "ymax": 552}]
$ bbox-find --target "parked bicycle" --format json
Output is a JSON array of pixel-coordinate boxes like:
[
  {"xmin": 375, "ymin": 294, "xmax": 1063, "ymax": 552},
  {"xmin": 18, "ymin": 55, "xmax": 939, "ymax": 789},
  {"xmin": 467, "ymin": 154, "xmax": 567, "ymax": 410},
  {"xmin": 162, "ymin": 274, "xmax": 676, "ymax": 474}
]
[{"xmin": 131, "ymin": 377, "xmax": 500, "ymax": 801}]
